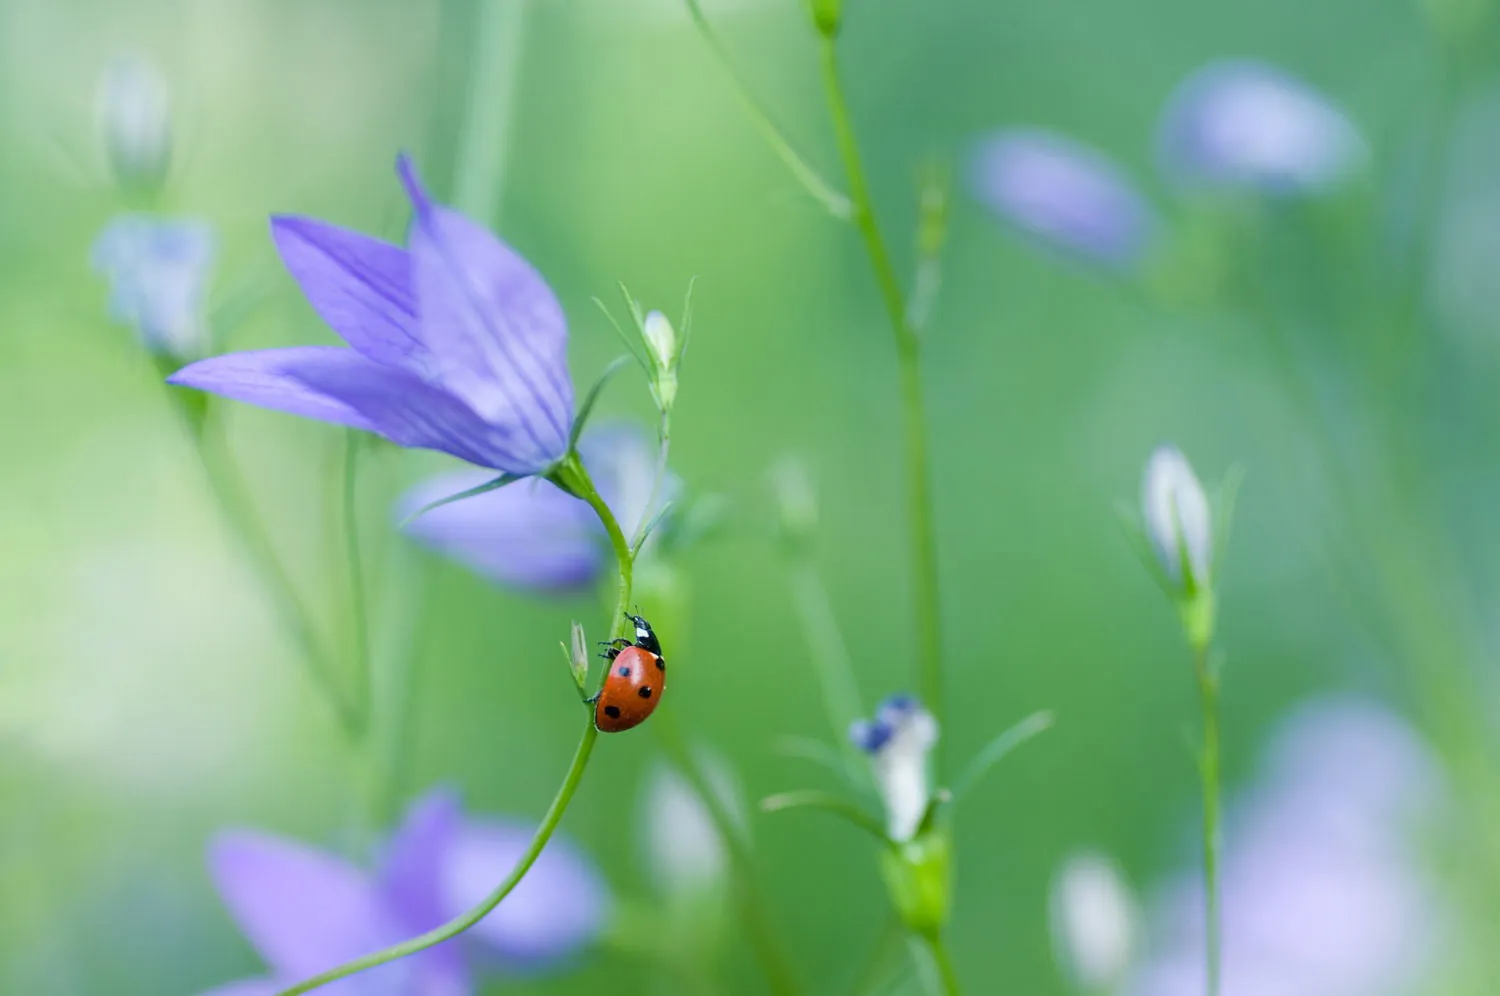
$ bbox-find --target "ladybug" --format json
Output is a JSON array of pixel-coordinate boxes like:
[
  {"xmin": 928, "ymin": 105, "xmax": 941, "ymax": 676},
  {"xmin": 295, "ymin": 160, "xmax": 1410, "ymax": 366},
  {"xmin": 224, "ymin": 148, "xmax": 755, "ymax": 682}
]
[{"xmin": 592, "ymin": 613, "xmax": 667, "ymax": 733}]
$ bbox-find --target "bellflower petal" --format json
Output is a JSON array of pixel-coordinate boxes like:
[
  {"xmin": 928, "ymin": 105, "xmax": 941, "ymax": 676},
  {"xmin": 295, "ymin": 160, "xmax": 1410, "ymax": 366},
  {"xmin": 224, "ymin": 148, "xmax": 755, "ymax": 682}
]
[
  {"xmin": 269, "ymin": 216, "xmax": 423, "ymax": 368},
  {"xmin": 398, "ymin": 156, "xmax": 573, "ymax": 471},
  {"xmin": 166, "ymin": 346, "xmax": 381, "ymax": 431},
  {"xmin": 379, "ymin": 786, "xmax": 464, "ymax": 933},
  {"xmin": 972, "ymin": 128, "xmax": 1155, "ymax": 266},
  {"xmin": 399, "ymin": 471, "xmax": 602, "ymax": 591},
  {"xmin": 207, "ymin": 831, "xmax": 419, "ymax": 994},
  {"xmin": 439, "ymin": 819, "xmax": 611, "ymax": 971},
  {"xmin": 1158, "ymin": 60, "xmax": 1365, "ymax": 195},
  {"xmin": 91, "ymin": 214, "xmax": 215, "ymax": 358}
]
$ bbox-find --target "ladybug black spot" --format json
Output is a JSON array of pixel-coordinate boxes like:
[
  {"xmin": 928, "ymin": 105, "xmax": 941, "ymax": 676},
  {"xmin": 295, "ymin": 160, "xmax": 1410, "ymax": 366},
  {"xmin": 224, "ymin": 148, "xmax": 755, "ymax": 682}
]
[
  {"xmin": 638, "ymin": 686, "xmax": 653, "ymax": 698},
  {"xmin": 604, "ymin": 705, "xmax": 622, "ymax": 719},
  {"xmin": 655, "ymin": 658, "xmax": 666, "ymax": 670},
  {"xmin": 617, "ymin": 665, "xmax": 631, "ymax": 677}
]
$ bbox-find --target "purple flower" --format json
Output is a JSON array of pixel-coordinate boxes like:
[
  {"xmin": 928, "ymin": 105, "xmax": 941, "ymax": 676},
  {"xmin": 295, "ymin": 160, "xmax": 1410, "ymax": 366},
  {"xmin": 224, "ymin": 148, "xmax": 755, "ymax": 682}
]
[
  {"xmin": 1158, "ymin": 60, "xmax": 1365, "ymax": 195},
  {"xmin": 169, "ymin": 155, "xmax": 574, "ymax": 476},
  {"xmin": 971, "ymin": 128, "xmax": 1155, "ymax": 266},
  {"xmin": 1126, "ymin": 696, "xmax": 1449, "ymax": 996},
  {"xmin": 91, "ymin": 214, "xmax": 215, "ymax": 358},
  {"xmin": 397, "ymin": 422, "xmax": 673, "ymax": 592},
  {"xmin": 200, "ymin": 788, "xmax": 609, "ymax": 995}
]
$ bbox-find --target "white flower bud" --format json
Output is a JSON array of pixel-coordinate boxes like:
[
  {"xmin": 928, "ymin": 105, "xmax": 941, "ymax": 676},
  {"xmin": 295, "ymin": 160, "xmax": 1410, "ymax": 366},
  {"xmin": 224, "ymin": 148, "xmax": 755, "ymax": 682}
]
[
  {"xmin": 1049, "ymin": 851, "xmax": 1138, "ymax": 989},
  {"xmin": 639, "ymin": 754, "xmax": 740, "ymax": 897},
  {"xmin": 1141, "ymin": 444, "xmax": 1211, "ymax": 591},
  {"xmin": 97, "ymin": 54, "xmax": 172, "ymax": 195},
  {"xmin": 643, "ymin": 310, "xmax": 678, "ymax": 371}
]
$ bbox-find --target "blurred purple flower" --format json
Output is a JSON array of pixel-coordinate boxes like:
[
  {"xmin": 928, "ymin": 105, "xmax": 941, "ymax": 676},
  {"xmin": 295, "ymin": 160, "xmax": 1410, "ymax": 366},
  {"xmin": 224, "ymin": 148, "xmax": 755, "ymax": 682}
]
[
  {"xmin": 1158, "ymin": 60, "xmax": 1365, "ymax": 195},
  {"xmin": 971, "ymin": 128, "xmax": 1155, "ymax": 266},
  {"xmin": 200, "ymin": 787, "xmax": 609, "ymax": 996},
  {"xmin": 169, "ymin": 155, "xmax": 574, "ymax": 476},
  {"xmin": 1126, "ymin": 696, "xmax": 1449, "ymax": 996},
  {"xmin": 398, "ymin": 422, "xmax": 673, "ymax": 593},
  {"xmin": 91, "ymin": 214, "xmax": 215, "ymax": 358}
]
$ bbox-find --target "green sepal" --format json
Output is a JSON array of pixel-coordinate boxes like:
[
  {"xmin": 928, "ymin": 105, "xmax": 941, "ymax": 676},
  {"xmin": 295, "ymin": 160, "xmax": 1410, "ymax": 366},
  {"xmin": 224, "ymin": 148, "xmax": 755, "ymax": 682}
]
[
  {"xmin": 880, "ymin": 827, "xmax": 952, "ymax": 936},
  {"xmin": 568, "ymin": 354, "xmax": 634, "ymax": 452},
  {"xmin": 760, "ymin": 789, "xmax": 894, "ymax": 849},
  {"xmin": 399, "ymin": 472, "xmax": 522, "ymax": 526},
  {"xmin": 563, "ymin": 621, "xmax": 590, "ymax": 697},
  {"xmin": 950, "ymin": 710, "xmax": 1055, "ymax": 804}
]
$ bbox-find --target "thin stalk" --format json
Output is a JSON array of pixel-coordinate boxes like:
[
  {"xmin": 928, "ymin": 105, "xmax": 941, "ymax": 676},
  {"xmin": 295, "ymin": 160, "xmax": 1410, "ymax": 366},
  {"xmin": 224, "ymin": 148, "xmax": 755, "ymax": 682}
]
[
  {"xmin": 343, "ymin": 431, "xmax": 373, "ymax": 737},
  {"xmin": 682, "ymin": 0, "xmax": 850, "ymax": 218},
  {"xmin": 274, "ymin": 718, "xmax": 600, "ymax": 996},
  {"xmin": 451, "ymin": 0, "xmax": 529, "ymax": 225},
  {"xmin": 1194, "ymin": 645, "xmax": 1222, "ymax": 996},
  {"xmin": 632, "ymin": 408, "xmax": 673, "ymax": 552},
  {"xmin": 192, "ymin": 421, "xmax": 359, "ymax": 738},
  {"xmin": 656, "ymin": 715, "xmax": 804, "ymax": 996},
  {"xmin": 787, "ymin": 560, "xmax": 866, "ymax": 782},
  {"xmin": 921, "ymin": 932, "xmax": 963, "ymax": 996},
  {"xmin": 816, "ymin": 35, "xmax": 944, "ymax": 763},
  {"xmin": 844, "ymin": 918, "xmax": 904, "ymax": 996}
]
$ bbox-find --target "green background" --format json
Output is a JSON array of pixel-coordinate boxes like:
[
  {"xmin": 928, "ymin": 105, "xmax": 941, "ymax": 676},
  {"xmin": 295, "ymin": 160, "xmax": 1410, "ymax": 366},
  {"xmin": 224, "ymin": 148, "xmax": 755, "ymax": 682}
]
[{"xmin": 0, "ymin": 0, "xmax": 1487, "ymax": 993}]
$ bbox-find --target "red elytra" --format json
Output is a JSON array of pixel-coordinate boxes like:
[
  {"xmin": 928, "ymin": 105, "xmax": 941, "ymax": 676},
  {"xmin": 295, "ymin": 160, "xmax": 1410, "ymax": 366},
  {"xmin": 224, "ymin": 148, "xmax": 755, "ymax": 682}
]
[{"xmin": 594, "ymin": 645, "xmax": 666, "ymax": 732}]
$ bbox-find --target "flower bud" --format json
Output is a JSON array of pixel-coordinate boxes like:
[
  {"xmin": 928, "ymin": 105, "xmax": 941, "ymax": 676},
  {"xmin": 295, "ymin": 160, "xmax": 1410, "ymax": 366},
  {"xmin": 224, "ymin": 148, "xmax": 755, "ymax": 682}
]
[
  {"xmin": 97, "ymin": 54, "xmax": 172, "ymax": 197},
  {"xmin": 808, "ymin": 0, "xmax": 841, "ymax": 36},
  {"xmin": 639, "ymin": 309, "xmax": 680, "ymax": 412},
  {"xmin": 769, "ymin": 456, "xmax": 818, "ymax": 553},
  {"xmin": 565, "ymin": 621, "xmax": 590, "ymax": 693},
  {"xmin": 1049, "ymin": 851, "xmax": 1138, "ymax": 990},
  {"xmin": 1141, "ymin": 445, "xmax": 1211, "ymax": 595}
]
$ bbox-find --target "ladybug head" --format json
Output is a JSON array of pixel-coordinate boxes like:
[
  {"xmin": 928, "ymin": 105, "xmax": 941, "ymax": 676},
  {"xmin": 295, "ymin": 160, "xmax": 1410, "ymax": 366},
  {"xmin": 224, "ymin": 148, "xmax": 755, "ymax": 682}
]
[{"xmin": 625, "ymin": 613, "xmax": 661, "ymax": 654}]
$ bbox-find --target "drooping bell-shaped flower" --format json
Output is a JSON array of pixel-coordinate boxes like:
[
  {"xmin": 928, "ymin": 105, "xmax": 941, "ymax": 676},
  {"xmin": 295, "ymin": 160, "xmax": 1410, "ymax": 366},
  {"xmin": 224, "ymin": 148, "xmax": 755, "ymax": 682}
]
[
  {"xmin": 971, "ymin": 128, "xmax": 1156, "ymax": 266},
  {"xmin": 199, "ymin": 787, "xmax": 609, "ymax": 995},
  {"xmin": 1157, "ymin": 60, "xmax": 1365, "ymax": 195},
  {"xmin": 91, "ymin": 214, "xmax": 215, "ymax": 359},
  {"xmin": 169, "ymin": 155, "xmax": 574, "ymax": 477},
  {"xmin": 1050, "ymin": 850, "xmax": 1139, "ymax": 990}
]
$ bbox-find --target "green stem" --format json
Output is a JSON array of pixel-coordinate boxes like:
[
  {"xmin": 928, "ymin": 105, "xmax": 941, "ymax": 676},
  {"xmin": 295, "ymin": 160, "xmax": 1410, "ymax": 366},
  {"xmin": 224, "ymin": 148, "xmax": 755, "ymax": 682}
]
[
  {"xmin": 787, "ymin": 561, "xmax": 866, "ymax": 782},
  {"xmin": 656, "ymin": 715, "xmax": 804, "ymax": 996},
  {"xmin": 572, "ymin": 467, "xmax": 635, "ymax": 641},
  {"xmin": 451, "ymin": 0, "xmax": 529, "ymax": 225},
  {"xmin": 844, "ymin": 918, "xmax": 903, "ymax": 996},
  {"xmin": 343, "ymin": 432, "xmax": 373, "ymax": 739},
  {"xmin": 1194, "ymin": 645, "xmax": 1222, "ymax": 996},
  {"xmin": 191, "ymin": 419, "xmax": 360, "ymax": 738},
  {"xmin": 816, "ymin": 34, "xmax": 944, "ymax": 762},
  {"xmin": 274, "ymin": 718, "xmax": 599, "ymax": 996},
  {"xmin": 921, "ymin": 932, "xmax": 962, "ymax": 996},
  {"xmin": 682, "ymin": 0, "xmax": 850, "ymax": 218}
]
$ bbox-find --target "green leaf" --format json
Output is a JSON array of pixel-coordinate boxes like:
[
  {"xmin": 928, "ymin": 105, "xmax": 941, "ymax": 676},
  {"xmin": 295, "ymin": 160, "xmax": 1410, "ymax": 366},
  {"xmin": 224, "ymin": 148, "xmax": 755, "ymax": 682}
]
[
  {"xmin": 630, "ymin": 500, "xmax": 676, "ymax": 558},
  {"xmin": 568, "ymin": 354, "xmax": 634, "ymax": 451},
  {"xmin": 760, "ymin": 789, "xmax": 894, "ymax": 848},
  {"xmin": 591, "ymin": 298, "xmax": 649, "ymax": 372},
  {"xmin": 677, "ymin": 276, "xmax": 698, "ymax": 364},
  {"xmin": 399, "ymin": 473, "xmax": 522, "ymax": 526},
  {"xmin": 951, "ymin": 710, "xmax": 1055, "ymax": 804},
  {"xmin": 1212, "ymin": 462, "xmax": 1246, "ymax": 574},
  {"xmin": 1115, "ymin": 501, "xmax": 1177, "ymax": 599},
  {"xmin": 772, "ymin": 735, "xmax": 861, "ymax": 783}
]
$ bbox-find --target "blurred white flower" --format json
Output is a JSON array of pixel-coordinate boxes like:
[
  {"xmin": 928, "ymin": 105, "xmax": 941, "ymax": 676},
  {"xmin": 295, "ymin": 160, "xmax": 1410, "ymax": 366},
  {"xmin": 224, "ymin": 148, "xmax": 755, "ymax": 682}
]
[
  {"xmin": 97, "ymin": 53, "xmax": 172, "ymax": 194},
  {"xmin": 1050, "ymin": 850, "xmax": 1138, "ymax": 990},
  {"xmin": 851, "ymin": 695, "xmax": 939, "ymax": 842},
  {"xmin": 1158, "ymin": 60, "xmax": 1365, "ymax": 195},
  {"xmin": 639, "ymin": 755, "xmax": 740, "ymax": 898},
  {"xmin": 1126, "ymin": 696, "xmax": 1451, "ymax": 996},
  {"xmin": 1141, "ymin": 445, "xmax": 1212, "ymax": 591}
]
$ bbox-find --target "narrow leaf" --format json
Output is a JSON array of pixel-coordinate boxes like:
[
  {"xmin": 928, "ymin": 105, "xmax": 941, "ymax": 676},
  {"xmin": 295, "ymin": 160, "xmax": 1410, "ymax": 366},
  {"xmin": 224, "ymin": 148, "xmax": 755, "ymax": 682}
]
[
  {"xmin": 568, "ymin": 354, "xmax": 634, "ymax": 451},
  {"xmin": 772, "ymin": 735, "xmax": 860, "ymax": 784},
  {"xmin": 630, "ymin": 500, "xmax": 676, "ymax": 558},
  {"xmin": 591, "ymin": 298, "xmax": 649, "ymax": 372},
  {"xmin": 951, "ymin": 710, "xmax": 1055, "ymax": 803},
  {"xmin": 760, "ymin": 790, "xmax": 894, "ymax": 848},
  {"xmin": 399, "ymin": 473, "xmax": 521, "ymax": 527},
  {"xmin": 1212, "ymin": 462, "xmax": 1246, "ymax": 573},
  {"xmin": 1115, "ymin": 501, "xmax": 1176, "ymax": 598},
  {"xmin": 677, "ymin": 276, "xmax": 699, "ymax": 364}
]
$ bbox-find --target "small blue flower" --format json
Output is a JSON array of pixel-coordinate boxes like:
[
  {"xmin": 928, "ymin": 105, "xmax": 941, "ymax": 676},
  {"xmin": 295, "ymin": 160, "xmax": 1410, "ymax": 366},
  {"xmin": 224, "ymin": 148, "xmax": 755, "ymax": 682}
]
[
  {"xmin": 971, "ymin": 128, "xmax": 1156, "ymax": 266},
  {"xmin": 91, "ymin": 214, "xmax": 215, "ymax": 358},
  {"xmin": 1157, "ymin": 60, "xmax": 1365, "ymax": 195},
  {"xmin": 397, "ymin": 422, "xmax": 675, "ymax": 593},
  {"xmin": 850, "ymin": 694, "xmax": 938, "ymax": 842},
  {"xmin": 199, "ymin": 787, "xmax": 610, "ymax": 995},
  {"xmin": 169, "ymin": 155, "xmax": 574, "ymax": 477}
]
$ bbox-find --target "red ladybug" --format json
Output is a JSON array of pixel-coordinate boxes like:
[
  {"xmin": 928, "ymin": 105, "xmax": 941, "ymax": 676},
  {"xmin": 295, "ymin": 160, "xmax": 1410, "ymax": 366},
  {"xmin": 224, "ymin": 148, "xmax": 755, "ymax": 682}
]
[{"xmin": 593, "ymin": 614, "xmax": 667, "ymax": 733}]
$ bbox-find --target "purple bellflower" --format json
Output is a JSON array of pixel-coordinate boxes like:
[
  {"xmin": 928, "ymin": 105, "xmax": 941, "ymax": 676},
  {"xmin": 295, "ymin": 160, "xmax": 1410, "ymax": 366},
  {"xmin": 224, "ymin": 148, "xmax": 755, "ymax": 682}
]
[
  {"xmin": 971, "ymin": 128, "xmax": 1156, "ymax": 266},
  {"xmin": 1158, "ymin": 60, "xmax": 1365, "ymax": 195},
  {"xmin": 200, "ymin": 787, "xmax": 609, "ymax": 996},
  {"xmin": 91, "ymin": 214, "xmax": 216, "ymax": 359},
  {"xmin": 397, "ymin": 421, "xmax": 674, "ymax": 592},
  {"xmin": 1125, "ymin": 696, "xmax": 1448, "ymax": 996},
  {"xmin": 169, "ymin": 155, "xmax": 574, "ymax": 478}
]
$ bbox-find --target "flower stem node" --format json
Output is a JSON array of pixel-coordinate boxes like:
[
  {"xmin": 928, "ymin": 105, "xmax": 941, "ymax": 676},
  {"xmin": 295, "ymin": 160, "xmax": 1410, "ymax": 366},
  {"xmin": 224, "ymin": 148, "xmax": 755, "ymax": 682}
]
[
  {"xmin": 881, "ymin": 826, "xmax": 953, "ymax": 937},
  {"xmin": 808, "ymin": 0, "xmax": 842, "ymax": 37}
]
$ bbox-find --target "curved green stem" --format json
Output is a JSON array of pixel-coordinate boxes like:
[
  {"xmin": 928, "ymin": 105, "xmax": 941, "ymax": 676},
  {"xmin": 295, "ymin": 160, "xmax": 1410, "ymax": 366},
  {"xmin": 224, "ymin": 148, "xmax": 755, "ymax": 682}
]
[
  {"xmin": 786, "ymin": 560, "xmax": 866, "ymax": 782},
  {"xmin": 342, "ymin": 431, "xmax": 373, "ymax": 740},
  {"xmin": 816, "ymin": 35, "xmax": 944, "ymax": 765},
  {"xmin": 451, "ymin": 0, "xmax": 529, "ymax": 226},
  {"xmin": 683, "ymin": 0, "xmax": 850, "ymax": 218},
  {"xmin": 1193, "ymin": 645, "xmax": 1222, "ymax": 996},
  {"xmin": 273, "ymin": 718, "xmax": 599, "ymax": 996},
  {"xmin": 920, "ymin": 932, "xmax": 962, "ymax": 996}
]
